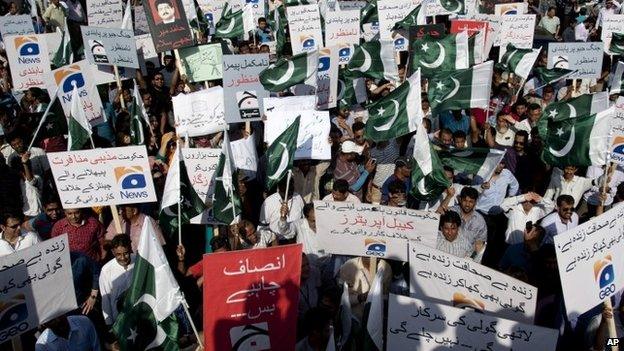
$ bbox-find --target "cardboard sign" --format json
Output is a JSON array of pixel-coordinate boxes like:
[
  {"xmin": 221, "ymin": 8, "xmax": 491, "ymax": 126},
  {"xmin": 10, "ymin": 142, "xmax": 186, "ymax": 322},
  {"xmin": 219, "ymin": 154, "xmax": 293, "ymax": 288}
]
[
  {"xmin": 41, "ymin": 32, "xmax": 62, "ymax": 62},
  {"xmin": 265, "ymin": 110, "xmax": 331, "ymax": 160},
  {"xmin": 231, "ymin": 135, "xmax": 258, "ymax": 178},
  {"xmin": 0, "ymin": 15, "xmax": 34, "ymax": 36},
  {"xmin": 222, "ymin": 54, "xmax": 270, "ymax": 123},
  {"xmin": 287, "ymin": 5, "xmax": 323, "ymax": 54},
  {"xmin": 611, "ymin": 97, "xmax": 624, "ymax": 165},
  {"xmin": 142, "ymin": 0, "xmax": 193, "ymax": 52},
  {"xmin": 172, "ymin": 87, "xmax": 227, "ymax": 137},
  {"xmin": 4, "ymin": 35, "xmax": 52, "ymax": 91},
  {"xmin": 377, "ymin": 0, "xmax": 417, "ymax": 40},
  {"xmin": 263, "ymin": 95, "xmax": 316, "ymax": 114},
  {"xmin": 547, "ymin": 42, "xmax": 604, "ymax": 79},
  {"xmin": 48, "ymin": 146, "xmax": 157, "ymax": 208},
  {"xmin": 134, "ymin": 5, "xmax": 150, "ymax": 34},
  {"xmin": 498, "ymin": 14, "xmax": 535, "ymax": 59},
  {"xmin": 81, "ymin": 27, "xmax": 139, "ymax": 69},
  {"xmin": 87, "ymin": 0, "xmax": 123, "ymax": 28},
  {"xmin": 601, "ymin": 14, "xmax": 624, "ymax": 54},
  {"xmin": 317, "ymin": 47, "xmax": 339, "ymax": 109},
  {"xmin": 324, "ymin": 9, "xmax": 360, "ymax": 48},
  {"xmin": 178, "ymin": 44, "xmax": 223, "ymax": 82},
  {"xmin": 181, "ymin": 147, "xmax": 220, "ymax": 224}
]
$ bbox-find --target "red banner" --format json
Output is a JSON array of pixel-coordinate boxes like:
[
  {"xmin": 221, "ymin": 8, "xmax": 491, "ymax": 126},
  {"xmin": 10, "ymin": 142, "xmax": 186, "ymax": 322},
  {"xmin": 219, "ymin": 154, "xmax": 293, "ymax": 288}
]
[{"xmin": 203, "ymin": 244, "xmax": 302, "ymax": 351}]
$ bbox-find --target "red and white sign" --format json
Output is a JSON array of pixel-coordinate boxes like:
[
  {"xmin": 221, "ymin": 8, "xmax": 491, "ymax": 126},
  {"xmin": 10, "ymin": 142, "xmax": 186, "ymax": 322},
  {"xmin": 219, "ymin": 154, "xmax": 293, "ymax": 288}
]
[{"xmin": 450, "ymin": 19, "xmax": 490, "ymax": 58}]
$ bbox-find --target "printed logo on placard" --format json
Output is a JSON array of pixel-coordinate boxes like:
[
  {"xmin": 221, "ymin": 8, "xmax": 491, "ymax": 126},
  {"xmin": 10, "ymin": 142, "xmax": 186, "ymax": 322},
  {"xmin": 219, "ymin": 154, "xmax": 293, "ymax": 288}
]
[
  {"xmin": 318, "ymin": 50, "xmax": 331, "ymax": 72},
  {"xmin": 14, "ymin": 36, "xmax": 41, "ymax": 64},
  {"xmin": 594, "ymin": 255, "xmax": 616, "ymax": 300},
  {"xmin": 54, "ymin": 65, "xmax": 85, "ymax": 94},
  {"xmin": 393, "ymin": 37, "xmax": 406, "ymax": 51},
  {"xmin": 611, "ymin": 136, "xmax": 624, "ymax": 164},
  {"xmin": 364, "ymin": 239, "xmax": 386, "ymax": 257},
  {"xmin": 115, "ymin": 166, "xmax": 149, "ymax": 200},
  {"xmin": 88, "ymin": 39, "xmax": 109, "ymax": 64},
  {"xmin": 553, "ymin": 55, "xmax": 569, "ymax": 69},
  {"xmin": 338, "ymin": 45, "xmax": 352, "ymax": 64},
  {"xmin": 299, "ymin": 35, "xmax": 316, "ymax": 50},
  {"xmin": 499, "ymin": 4, "xmax": 521, "ymax": 15},
  {"xmin": 236, "ymin": 90, "xmax": 260, "ymax": 119},
  {"xmin": 229, "ymin": 322, "xmax": 271, "ymax": 350},
  {"xmin": 0, "ymin": 294, "xmax": 30, "ymax": 342},
  {"xmin": 452, "ymin": 293, "xmax": 485, "ymax": 312}
]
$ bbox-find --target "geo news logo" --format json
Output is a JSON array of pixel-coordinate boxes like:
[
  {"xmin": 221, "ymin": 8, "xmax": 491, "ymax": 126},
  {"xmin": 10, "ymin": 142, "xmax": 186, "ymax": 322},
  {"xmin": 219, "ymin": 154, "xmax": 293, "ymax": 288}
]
[
  {"xmin": 0, "ymin": 294, "xmax": 29, "ymax": 342},
  {"xmin": 394, "ymin": 37, "xmax": 406, "ymax": 51},
  {"xmin": 594, "ymin": 255, "xmax": 616, "ymax": 300},
  {"xmin": 14, "ymin": 36, "xmax": 41, "ymax": 64},
  {"xmin": 299, "ymin": 35, "xmax": 316, "ymax": 51},
  {"xmin": 365, "ymin": 239, "xmax": 386, "ymax": 257},
  {"xmin": 114, "ymin": 166, "xmax": 149, "ymax": 200}
]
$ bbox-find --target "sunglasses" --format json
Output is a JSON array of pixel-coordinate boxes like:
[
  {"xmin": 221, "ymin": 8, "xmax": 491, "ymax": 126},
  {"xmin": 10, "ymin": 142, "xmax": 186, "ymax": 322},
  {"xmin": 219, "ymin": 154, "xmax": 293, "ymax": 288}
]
[{"xmin": 560, "ymin": 207, "xmax": 574, "ymax": 212}]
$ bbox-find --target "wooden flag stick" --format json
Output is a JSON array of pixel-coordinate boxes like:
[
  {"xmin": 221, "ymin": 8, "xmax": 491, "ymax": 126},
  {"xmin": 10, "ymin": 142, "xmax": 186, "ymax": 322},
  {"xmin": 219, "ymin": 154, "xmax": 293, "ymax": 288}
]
[
  {"xmin": 604, "ymin": 299, "xmax": 619, "ymax": 351},
  {"xmin": 181, "ymin": 296, "xmax": 204, "ymax": 349},
  {"xmin": 113, "ymin": 65, "xmax": 126, "ymax": 110}
]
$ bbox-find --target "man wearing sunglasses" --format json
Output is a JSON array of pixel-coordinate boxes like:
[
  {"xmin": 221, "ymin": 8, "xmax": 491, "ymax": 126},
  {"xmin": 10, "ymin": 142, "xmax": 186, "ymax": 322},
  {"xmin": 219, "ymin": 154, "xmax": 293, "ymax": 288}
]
[
  {"xmin": 0, "ymin": 209, "xmax": 40, "ymax": 257},
  {"xmin": 540, "ymin": 194, "xmax": 578, "ymax": 245}
]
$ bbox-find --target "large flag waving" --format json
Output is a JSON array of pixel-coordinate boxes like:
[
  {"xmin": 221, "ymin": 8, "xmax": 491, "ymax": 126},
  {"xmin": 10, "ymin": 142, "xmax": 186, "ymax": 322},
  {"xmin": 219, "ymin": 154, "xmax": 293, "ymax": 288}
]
[
  {"xmin": 364, "ymin": 69, "xmax": 422, "ymax": 142},
  {"xmin": 68, "ymin": 86, "xmax": 92, "ymax": 151},
  {"xmin": 113, "ymin": 217, "xmax": 183, "ymax": 350},
  {"xmin": 214, "ymin": 3, "xmax": 244, "ymax": 38},
  {"xmin": 495, "ymin": 44, "xmax": 540, "ymax": 78},
  {"xmin": 610, "ymin": 32, "xmax": 624, "ymax": 55},
  {"xmin": 439, "ymin": 147, "xmax": 506, "ymax": 182},
  {"xmin": 410, "ymin": 123, "xmax": 451, "ymax": 201},
  {"xmin": 360, "ymin": 0, "xmax": 377, "ymax": 28},
  {"xmin": 51, "ymin": 19, "xmax": 73, "ymax": 68},
  {"xmin": 428, "ymin": 60, "xmax": 493, "ymax": 112},
  {"xmin": 265, "ymin": 116, "xmax": 300, "ymax": 190},
  {"xmin": 533, "ymin": 66, "xmax": 576, "ymax": 87},
  {"xmin": 362, "ymin": 264, "xmax": 386, "ymax": 351},
  {"xmin": 212, "ymin": 132, "xmax": 242, "ymax": 225},
  {"xmin": 345, "ymin": 41, "xmax": 398, "ymax": 82},
  {"xmin": 410, "ymin": 32, "xmax": 469, "ymax": 78},
  {"xmin": 392, "ymin": 4, "xmax": 426, "ymax": 30},
  {"xmin": 260, "ymin": 51, "xmax": 318, "ymax": 92},
  {"xmin": 129, "ymin": 80, "xmax": 150, "ymax": 145},
  {"xmin": 121, "ymin": 0, "xmax": 133, "ymax": 31},
  {"xmin": 269, "ymin": 5, "xmax": 287, "ymax": 55}
]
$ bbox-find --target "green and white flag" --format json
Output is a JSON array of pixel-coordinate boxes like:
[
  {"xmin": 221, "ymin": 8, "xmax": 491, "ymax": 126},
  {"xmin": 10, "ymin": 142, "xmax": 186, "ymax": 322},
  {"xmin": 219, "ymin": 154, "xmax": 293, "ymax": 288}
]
[
  {"xmin": 611, "ymin": 61, "xmax": 624, "ymax": 95},
  {"xmin": 260, "ymin": 50, "xmax": 318, "ymax": 92},
  {"xmin": 121, "ymin": 0, "xmax": 133, "ymax": 31},
  {"xmin": 410, "ymin": 31, "xmax": 469, "ymax": 78},
  {"xmin": 265, "ymin": 116, "xmax": 300, "ymax": 190},
  {"xmin": 410, "ymin": 123, "xmax": 451, "ymax": 201},
  {"xmin": 113, "ymin": 217, "xmax": 183, "ymax": 350},
  {"xmin": 392, "ymin": 4, "xmax": 426, "ymax": 31},
  {"xmin": 610, "ymin": 32, "xmax": 624, "ymax": 55},
  {"xmin": 533, "ymin": 66, "xmax": 575, "ymax": 86},
  {"xmin": 468, "ymin": 31, "xmax": 486, "ymax": 66},
  {"xmin": 67, "ymin": 86, "xmax": 92, "ymax": 151},
  {"xmin": 51, "ymin": 18, "xmax": 73, "ymax": 68},
  {"xmin": 439, "ymin": 147, "xmax": 505, "ymax": 182},
  {"xmin": 436, "ymin": 0, "xmax": 465, "ymax": 14},
  {"xmin": 360, "ymin": 0, "xmax": 377, "ymax": 28},
  {"xmin": 214, "ymin": 3, "xmax": 244, "ymax": 38},
  {"xmin": 189, "ymin": 0, "xmax": 210, "ymax": 35},
  {"xmin": 212, "ymin": 132, "xmax": 242, "ymax": 225},
  {"xmin": 269, "ymin": 5, "xmax": 287, "ymax": 55},
  {"xmin": 542, "ymin": 108, "xmax": 614, "ymax": 167},
  {"xmin": 159, "ymin": 147, "xmax": 206, "ymax": 236},
  {"xmin": 495, "ymin": 43, "xmax": 540, "ymax": 78},
  {"xmin": 337, "ymin": 281, "xmax": 353, "ymax": 349},
  {"xmin": 428, "ymin": 60, "xmax": 493, "ymax": 112},
  {"xmin": 364, "ymin": 69, "xmax": 422, "ymax": 142},
  {"xmin": 129, "ymin": 80, "xmax": 150, "ymax": 146},
  {"xmin": 345, "ymin": 41, "xmax": 398, "ymax": 82},
  {"xmin": 541, "ymin": 92, "xmax": 609, "ymax": 122},
  {"xmin": 362, "ymin": 264, "xmax": 386, "ymax": 351}
]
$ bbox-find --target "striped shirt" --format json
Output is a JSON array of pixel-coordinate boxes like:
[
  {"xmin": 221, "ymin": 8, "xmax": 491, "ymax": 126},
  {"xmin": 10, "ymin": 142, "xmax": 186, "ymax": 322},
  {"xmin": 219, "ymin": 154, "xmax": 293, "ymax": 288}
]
[{"xmin": 436, "ymin": 230, "xmax": 474, "ymax": 258}]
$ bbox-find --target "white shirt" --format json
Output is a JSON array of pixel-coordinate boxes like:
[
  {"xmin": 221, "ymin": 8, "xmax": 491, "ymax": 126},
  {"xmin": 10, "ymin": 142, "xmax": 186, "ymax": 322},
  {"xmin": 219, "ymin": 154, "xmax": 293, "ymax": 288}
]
[
  {"xmin": 283, "ymin": 218, "xmax": 329, "ymax": 268},
  {"xmin": 0, "ymin": 230, "xmax": 40, "ymax": 256},
  {"xmin": 99, "ymin": 254, "xmax": 135, "ymax": 326},
  {"xmin": 575, "ymin": 23, "xmax": 589, "ymax": 42},
  {"xmin": 544, "ymin": 168, "xmax": 595, "ymax": 207},
  {"xmin": 583, "ymin": 165, "xmax": 624, "ymax": 206},
  {"xmin": 540, "ymin": 211, "xmax": 579, "ymax": 245},
  {"xmin": 321, "ymin": 193, "xmax": 361, "ymax": 203},
  {"xmin": 21, "ymin": 175, "xmax": 43, "ymax": 217},
  {"xmin": 501, "ymin": 195, "xmax": 554, "ymax": 245},
  {"xmin": 259, "ymin": 192, "xmax": 305, "ymax": 240}
]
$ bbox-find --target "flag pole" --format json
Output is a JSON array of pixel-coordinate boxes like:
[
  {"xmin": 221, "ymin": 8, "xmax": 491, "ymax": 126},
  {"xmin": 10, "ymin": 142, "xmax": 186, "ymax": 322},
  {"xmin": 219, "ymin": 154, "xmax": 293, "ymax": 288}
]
[
  {"xmin": 283, "ymin": 169, "xmax": 292, "ymax": 203},
  {"xmin": 113, "ymin": 65, "xmax": 126, "ymax": 110},
  {"xmin": 177, "ymin": 139, "xmax": 183, "ymax": 245},
  {"xmin": 28, "ymin": 86, "xmax": 60, "ymax": 151},
  {"xmin": 181, "ymin": 296, "xmax": 204, "ymax": 349}
]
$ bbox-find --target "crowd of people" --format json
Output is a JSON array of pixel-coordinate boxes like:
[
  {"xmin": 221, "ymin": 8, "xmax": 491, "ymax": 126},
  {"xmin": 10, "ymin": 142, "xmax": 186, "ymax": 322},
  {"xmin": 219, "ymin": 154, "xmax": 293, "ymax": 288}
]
[{"xmin": 1, "ymin": 0, "xmax": 624, "ymax": 350}]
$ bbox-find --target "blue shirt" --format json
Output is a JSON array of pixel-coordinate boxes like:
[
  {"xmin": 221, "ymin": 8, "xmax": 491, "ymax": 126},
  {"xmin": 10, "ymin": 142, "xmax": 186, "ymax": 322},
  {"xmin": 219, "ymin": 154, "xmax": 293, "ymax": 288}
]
[
  {"xmin": 475, "ymin": 169, "xmax": 519, "ymax": 215},
  {"xmin": 439, "ymin": 111, "xmax": 470, "ymax": 134},
  {"xmin": 36, "ymin": 315, "xmax": 100, "ymax": 351},
  {"xmin": 381, "ymin": 174, "xmax": 411, "ymax": 203}
]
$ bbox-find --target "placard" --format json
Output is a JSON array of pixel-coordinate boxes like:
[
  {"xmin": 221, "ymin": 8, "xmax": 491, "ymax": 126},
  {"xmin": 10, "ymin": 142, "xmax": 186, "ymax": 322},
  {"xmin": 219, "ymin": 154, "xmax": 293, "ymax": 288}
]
[
  {"xmin": 231, "ymin": 135, "xmax": 258, "ymax": 178},
  {"xmin": 197, "ymin": 0, "xmax": 226, "ymax": 29},
  {"xmin": 223, "ymin": 54, "xmax": 270, "ymax": 123},
  {"xmin": 172, "ymin": 87, "xmax": 227, "ymax": 137},
  {"xmin": 547, "ymin": 42, "xmax": 604, "ymax": 79},
  {"xmin": 0, "ymin": 235, "xmax": 77, "ymax": 343},
  {"xmin": 287, "ymin": 5, "xmax": 323, "ymax": 54},
  {"xmin": 265, "ymin": 110, "xmax": 331, "ymax": 160},
  {"xmin": 498, "ymin": 14, "xmax": 535, "ymax": 59},
  {"xmin": 41, "ymin": 31, "xmax": 62, "ymax": 62},
  {"xmin": 317, "ymin": 47, "xmax": 339, "ymax": 109},
  {"xmin": 4, "ymin": 35, "xmax": 53, "ymax": 91},
  {"xmin": 135, "ymin": 33, "xmax": 158, "ymax": 59},
  {"xmin": 314, "ymin": 201, "xmax": 439, "ymax": 261},
  {"xmin": 450, "ymin": 19, "xmax": 490, "ymax": 59},
  {"xmin": 178, "ymin": 44, "xmax": 223, "ymax": 82},
  {"xmin": 601, "ymin": 14, "xmax": 624, "ymax": 54},
  {"xmin": 387, "ymin": 294, "xmax": 559, "ymax": 351},
  {"xmin": 89, "ymin": 64, "xmax": 136, "ymax": 85},
  {"xmin": 181, "ymin": 147, "xmax": 220, "ymax": 224},
  {"xmin": 611, "ymin": 96, "xmax": 624, "ymax": 165},
  {"xmin": 409, "ymin": 242, "xmax": 537, "ymax": 324},
  {"xmin": 134, "ymin": 5, "xmax": 150, "ymax": 34},
  {"xmin": 87, "ymin": 0, "xmax": 123, "ymax": 28},
  {"xmin": 377, "ymin": 0, "xmax": 416, "ymax": 40},
  {"xmin": 263, "ymin": 95, "xmax": 316, "ymax": 114},
  {"xmin": 494, "ymin": 2, "xmax": 527, "ymax": 15},
  {"xmin": 0, "ymin": 15, "xmax": 34, "ymax": 36},
  {"xmin": 81, "ymin": 26, "xmax": 139, "ymax": 69},
  {"xmin": 48, "ymin": 146, "xmax": 157, "ymax": 208},
  {"xmin": 203, "ymin": 244, "xmax": 302, "ymax": 351},
  {"xmin": 554, "ymin": 203, "xmax": 624, "ymax": 320},
  {"xmin": 142, "ymin": 0, "xmax": 193, "ymax": 52},
  {"xmin": 324, "ymin": 9, "xmax": 360, "ymax": 48}
]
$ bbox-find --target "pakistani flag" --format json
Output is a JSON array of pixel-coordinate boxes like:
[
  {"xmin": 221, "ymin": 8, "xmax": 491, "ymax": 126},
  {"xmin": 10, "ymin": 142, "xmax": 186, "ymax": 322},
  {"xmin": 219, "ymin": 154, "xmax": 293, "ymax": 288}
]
[
  {"xmin": 428, "ymin": 60, "xmax": 493, "ymax": 113},
  {"xmin": 533, "ymin": 66, "xmax": 575, "ymax": 86},
  {"xmin": 611, "ymin": 61, "xmax": 624, "ymax": 95},
  {"xmin": 121, "ymin": 0, "xmax": 133, "ymax": 31},
  {"xmin": 212, "ymin": 132, "xmax": 242, "ymax": 225},
  {"xmin": 610, "ymin": 33, "xmax": 624, "ymax": 55},
  {"xmin": 468, "ymin": 31, "xmax": 485, "ymax": 66},
  {"xmin": 268, "ymin": 5, "xmax": 287, "ymax": 55},
  {"xmin": 129, "ymin": 80, "xmax": 150, "ymax": 145},
  {"xmin": 362, "ymin": 264, "xmax": 386, "ymax": 351},
  {"xmin": 337, "ymin": 282, "xmax": 353, "ymax": 349},
  {"xmin": 410, "ymin": 123, "xmax": 451, "ymax": 201},
  {"xmin": 345, "ymin": 41, "xmax": 398, "ymax": 82},
  {"xmin": 67, "ymin": 86, "xmax": 92, "ymax": 151},
  {"xmin": 260, "ymin": 51, "xmax": 318, "ymax": 92},
  {"xmin": 360, "ymin": 0, "xmax": 377, "ymax": 28},
  {"xmin": 159, "ymin": 147, "xmax": 206, "ymax": 236},
  {"xmin": 113, "ymin": 217, "xmax": 183, "ymax": 350},
  {"xmin": 214, "ymin": 3, "xmax": 244, "ymax": 38},
  {"xmin": 439, "ymin": 147, "xmax": 506, "ymax": 182},
  {"xmin": 495, "ymin": 44, "xmax": 540, "ymax": 78},
  {"xmin": 410, "ymin": 31, "xmax": 469, "ymax": 78},
  {"xmin": 265, "ymin": 116, "xmax": 300, "ymax": 190},
  {"xmin": 33, "ymin": 94, "xmax": 67, "ymax": 144},
  {"xmin": 437, "ymin": 0, "xmax": 464, "ymax": 13},
  {"xmin": 542, "ymin": 108, "xmax": 614, "ymax": 167},
  {"xmin": 52, "ymin": 19, "xmax": 73, "ymax": 68},
  {"xmin": 392, "ymin": 4, "xmax": 426, "ymax": 31},
  {"xmin": 364, "ymin": 69, "xmax": 422, "ymax": 142},
  {"xmin": 189, "ymin": 0, "xmax": 210, "ymax": 35},
  {"xmin": 541, "ymin": 92, "xmax": 609, "ymax": 123}
]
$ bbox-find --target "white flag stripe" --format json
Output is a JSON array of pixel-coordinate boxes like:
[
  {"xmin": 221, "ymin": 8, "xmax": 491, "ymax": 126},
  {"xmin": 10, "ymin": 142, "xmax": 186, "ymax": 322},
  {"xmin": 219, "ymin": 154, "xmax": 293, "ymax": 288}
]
[
  {"xmin": 514, "ymin": 48, "xmax": 540, "ymax": 78},
  {"xmin": 590, "ymin": 92, "xmax": 610, "ymax": 115},
  {"xmin": 589, "ymin": 107, "xmax": 615, "ymax": 166},
  {"xmin": 160, "ymin": 147, "xmax": 180, "ymax": 210},
  {"xmin": 365, "ymin": 264, "xmax": 386, "ymax": 350},
  {"xmin": 611, "ymin": 62, "xmax": 624, "ymax": 95},
  {"xmin": 477, "ymin": 149, "xmax": 506, "ymax": 181},
  {"xmin": 470, "ymin": 60, "xmax": 494, "ymax": 109},
  {"xmin": 406, "ymin": 68, "xmax": 423, "ymax": 133},
  {"xmin": 455, "ymin": 30, "xmax": 470, "ymax": 70},
  {"xmin": 380, "ymin": 40, "xmax": 399, "ymax": 82}
]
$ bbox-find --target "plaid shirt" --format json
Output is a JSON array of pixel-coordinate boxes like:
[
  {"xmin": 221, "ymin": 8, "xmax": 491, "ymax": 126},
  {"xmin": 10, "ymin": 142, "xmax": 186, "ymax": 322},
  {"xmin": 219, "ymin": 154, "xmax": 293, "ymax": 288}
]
[{"xmin": 51, "ymin": 217, "xmax": 105, "ymax": 262}]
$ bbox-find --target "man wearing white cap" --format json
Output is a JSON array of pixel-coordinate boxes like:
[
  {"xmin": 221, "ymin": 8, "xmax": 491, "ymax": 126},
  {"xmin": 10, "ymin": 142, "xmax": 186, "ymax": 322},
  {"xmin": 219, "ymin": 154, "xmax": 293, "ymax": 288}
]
[{"xmin": 334, "ymin": 140, "xmax": 376, "ymax": 201}]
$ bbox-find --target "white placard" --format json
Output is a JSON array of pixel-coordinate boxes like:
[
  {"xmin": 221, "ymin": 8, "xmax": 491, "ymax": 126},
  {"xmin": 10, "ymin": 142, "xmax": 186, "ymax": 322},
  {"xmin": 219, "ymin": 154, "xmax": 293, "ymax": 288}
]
[
  {"xmin": 554, "ymin": 203, "xmax": 624, "ymax": 320},
  {"xmin": 81, "ymin": 26, "xmax": 139, "ymax": 69},
  {"xmin": 263, "ymin": 95, "xmax": 317, "ymax": 114},
  {"xmin": 494, "ymin": 2, "xmax": 527, "ymax": 15},
  {"xmin": 87, "ymin": 0, "xmax": 123, "ymax": 28},
  {"xmin": 547, "ymin": 42, "xmax": 604, "ymax": 79},
  {"xmin": 324, "ymin": 9, "xmax": 360, "ymax": 47},
  {"xmin": 314, "ymin": 201, "xmax": 439, "ymax": 261},
  {"xmin": 378, "ymin": 0, "xmax": 419, "ymax": 40},
  {"xmin": 317, "ymin": 47, "xmax": 339, "ymax": 109},
  {"xmin": 133, "ymin": 5, "xmax": 150, "ymax": 34},
  {"xmin": 231, "ymin": 135, "xmax": 258, "ymax": 178},
  {"xmin": 4, "ymin": 35, "xmax": 53, "ymax": 91},
  {"xmin": 0, "ymin": 235, "xmax": 77, "ymax": 343},
  {"xmin": 265, "ymin": 110, "xmax": 331, "ymax": 160},
  {"xmin": 172, "ymin": 87, "xmax": 227, "ymax": 137},
  {"xmin": 387, "ymin": 294, "xmax": 559, "ymax": 351},
  {"xmin": 41, "ymin": 31, "xmax": 62, "ymax": 62},
  {"xmin": 409, "ymin": 241, "xmax": 537, "ymax": 324},
  {"xmin": 181, "ymin": 147, "xmax": 220, "ymax": 224},
  {"xmin": 337, "ymin": 0, "xmax": 366, "ymax": 11},
  {"xmin": 0, "ymin": 15, "xmax": 34, "ymax": 36},
  {"xmin": 611, "ymin": 97, "xmax": 624, "ymax": 165},
  {"xmin": 223, "ymin": 54, "xmax": 270, "ymax": 123},
  {"xmin": 48, "ymin": 146, "xmax": 157, "ymax": 208},
  {"xmin": 136, "ymin": 34, "xmax": 158, "ymax": 59},
  {"xmin": 89, "ymin": 64, "xmax": 136, "ymax": 85},
  {"xmin": 601, "ymin": 14, "xmax": 624, "ymax": 54},
  {"xmin": 287, "ymin": 4, "xmax": 324, "ymax": 54},
  {"xmin": 498, "ymin": 14, "xmax": 535, "ymax": 59}
]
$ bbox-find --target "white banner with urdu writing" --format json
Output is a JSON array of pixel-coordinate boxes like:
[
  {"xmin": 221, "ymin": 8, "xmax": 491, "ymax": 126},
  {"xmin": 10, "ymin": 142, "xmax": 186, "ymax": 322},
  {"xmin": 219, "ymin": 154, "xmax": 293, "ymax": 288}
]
[
  {"xmin": 172, "ymin": 87, "xmax": 227, "ymax": 137},
  {"xmin": 265, "ymin": 110, "xmax": 331, "ymax": 160}
]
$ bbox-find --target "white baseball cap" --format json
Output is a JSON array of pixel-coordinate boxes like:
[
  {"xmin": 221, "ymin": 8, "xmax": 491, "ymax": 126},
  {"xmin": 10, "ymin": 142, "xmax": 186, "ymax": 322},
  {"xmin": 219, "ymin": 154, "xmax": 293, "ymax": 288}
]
[{"xmin": 341, "ymin": 140, "xmax": 364, "ymax": 155}]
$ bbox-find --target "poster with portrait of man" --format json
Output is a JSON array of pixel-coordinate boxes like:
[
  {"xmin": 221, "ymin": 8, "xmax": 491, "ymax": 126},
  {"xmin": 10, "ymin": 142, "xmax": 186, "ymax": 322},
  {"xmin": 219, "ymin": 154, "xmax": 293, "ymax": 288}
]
[{"xmin": 142, "ymin": 0, "xmax": 193, "ymax": 52}]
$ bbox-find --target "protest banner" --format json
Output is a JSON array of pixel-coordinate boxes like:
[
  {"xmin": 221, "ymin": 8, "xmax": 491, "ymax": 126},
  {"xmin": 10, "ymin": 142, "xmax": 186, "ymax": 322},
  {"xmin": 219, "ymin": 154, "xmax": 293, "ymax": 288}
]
[
  {"xmin": 231, "ymin": 134, "xmax": 258, "ymax": 179},
  {"xmin": 362, "ymin": 21, "xmax": 379, "ymax": 42},
  {"xmin": 287, "ymin": 5, "xmax": 323, "ymax": 54},
  {"xmin": 479, "ymin": 0, "xmax": 515, "ymax": 14},
  {"xmin": 378, "ymin": 0, "xmax": 416, "ymax": 40},
  {"xmin": 601, "ymin": 14, "xmax": 624, "ymax": 54},
  {"xmin": 387, "ymin": 294, "xmax": 559, "ymax": 351},
  {"xmin": 337, "ymin": 0, "xmax": 366, "ymax": 11},
  {"xmin": 134, "ymin": 5, "xmax": 150, "ymax": 34},
  {"xmin": 4, "ymin": 35, "xmax": 52, "ymax": 91},
  {"xmin": 245, "ymin": 0, "xmax": 266, "ymax": 23},
  {"xmin": 450, "ymin": 19, "xmax": 489, "ymax": 59},
  {"xmin": 81, "ymin": 27, "xmax": 139, "ymax": 69},
  {"xmin": 317, "ymin": 47, "xmax": 338, "ymax": 109},
  {"xmin": 87, "ymin": 0, "xmax": 123, "ymax": 28},
  {"xmin": 472, "ymin": 13, "xmax": 501, "ymax": 48},
  {"xmin": 498, "ymin": 14, "xmax": 535, "ymax": 58},
  {"xmin": 48, "ymin": 146, "xmax": 157, "ymax": 208},
  {"xmin": 203, "ymin": 244, "xmax": 302, "ymax": 351},
  {"xmin": 554, "ymin": 202, "xmax": 624, "ymax": 320},
  {"xmin": 423, "ymin": 0, "xmax": 453, "ymax": 17},
  {"xmin": 142, "ymin": 0, "xmax": 193, "ymax": 52},
  {"xmin": 314, "ymin": 201, "xmax": 439, "ymax": 261},
  {"xmin": 494, "ymin": 2, "xmax": 527, "ymax": 15},
  {"xmin": 265, "ymin": 110, "xmax": 331, "ymax": 159},
  {"xmin": 324, "ymin": 9, "xmax": 360, "ymax": 49},
  {"xmin": 223, "ymin": 54, "xmax": 270, "ymax": 123},
  {"xmin": 409, "ymin": 241, "xmax": 537, "ymax": 324},
  {"xmin": 178, "ymin": 44, "xmax": 223, "ymax": 82},
  {"xmin": 0, "ymin": 15, "xmax": 34, "ymax": 37},
  {"xmin": 611, "ymin": 97, "xmax": 624, "ymax": 165},
  {"xmin": 0, "ymin": 235, "xmax": 77, "ymax": 343},
  {"xmin": 135, "ymin": 34, "xmax": 158, "ymax": 59},
  {"xmin": 181, "ymin": 147, "xmax": 220, "ymax": 224},
  {"xmin": 41, "ymin": 32, "xmax": 62, "ymax": 62},
  {"xmin": 172, "ymin": 87, "xmax": 227, "ymax": 137},
  {"xmin": 408, "ymin": 23, "xmax": 446, "ymax": 41},
  {"xmin": 263, "ymin": 95, "xmax": 316, "ymax": 114},
  {"xmin": 547, "ymin": 42, "xmax": 603, "ymax": 79},
  {"xmin": 48, "ymin": 60, "xmax": 106, "ymax": 126},
  {"xmin": 197, "ymin": 0, "xmax": 226, "ymax": 29}
]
